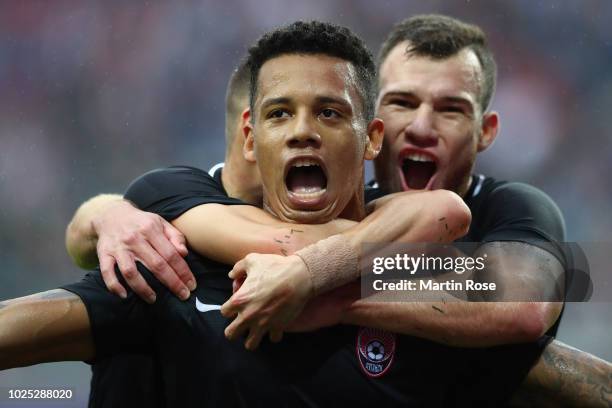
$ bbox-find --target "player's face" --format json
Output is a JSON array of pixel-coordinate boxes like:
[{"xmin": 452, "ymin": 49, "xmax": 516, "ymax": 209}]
[
  {"xmin": 375, "ymin": 42, "xmax": 491, "ymax": 197},
  {"xmin": 245, "ymin": 53, "xmax": 381, "ymax": 223}
]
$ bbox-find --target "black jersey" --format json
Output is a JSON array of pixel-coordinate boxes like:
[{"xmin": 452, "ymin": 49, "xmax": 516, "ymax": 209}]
[
  {"xmin": 366, "ymin": 174, "xmax": 566, "ymax": 262},
  {"xmin": 367, "ymin": 174, "xmax": 567, "ymax": 337},
  {"xmin": 63, "ymin": 166, "xmax": 551, "ymax": 407}
]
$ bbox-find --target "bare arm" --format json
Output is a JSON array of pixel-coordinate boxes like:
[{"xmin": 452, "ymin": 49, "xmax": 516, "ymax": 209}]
[
  {"xmin": 65, "ymin": 194, "xmax": 193, "ymax": 303},
  {"xmin": 510, "ymin": 339, "xmax": 612, "ymax": 407},
  {"xmin": 219, "ymin": 190, "xmax": 471, "ymax": 349},
  {"xmin": 0, "ymin": 290, "xmax": 94, "ymax": 370},
  {"xmin": 340, "ymin": 242, "xmax": 564, "ymax": 347},
  {"xmin": 171, "ymin": 203, "xmax": 356, "ymax": 265}
]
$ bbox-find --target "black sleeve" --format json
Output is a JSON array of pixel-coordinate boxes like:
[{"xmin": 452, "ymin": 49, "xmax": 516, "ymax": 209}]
[
  {"xmin": 364, "ymin": 186, "xmax": 388, "ymax": 204},
  {"xmin": 477, "ymin": 182, "xmax": 566, "ymax": 265},
  {"xmin": 455, "ymin": 336, "xmax": 553, "ymax": 406},
  {"xmin": 124, "ymin": 166, "xmax": 247, "ymax": 221},
  {"xmin": 60, "ymin": 263, "xmax": 166, "ymax": 360}
]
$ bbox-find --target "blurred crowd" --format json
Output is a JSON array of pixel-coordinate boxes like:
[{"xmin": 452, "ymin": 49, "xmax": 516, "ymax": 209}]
[{"xmin": 0, "ymin": 0, "xmax": 610, "ymax": 394}]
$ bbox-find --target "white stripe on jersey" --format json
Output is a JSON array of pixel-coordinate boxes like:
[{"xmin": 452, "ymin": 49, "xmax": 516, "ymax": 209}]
[
  {"xmin": 208, "ymin": 162, "xmax": 225, "ymax": 177},
  {"xmin": 472, "ymin": 174, "xmax": 485, "ymax": 197}
]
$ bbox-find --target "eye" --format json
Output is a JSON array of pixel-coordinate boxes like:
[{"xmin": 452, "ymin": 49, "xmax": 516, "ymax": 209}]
[
  {"xmin": 389, "ymin": 98, "xmax": 417, "ymax": 109},
  {"xmin": 440, "ymin": 106, "xmax": 464, "ymax": 114},
  {"xmin": 268, "ymin": 109, "xmax": 290, "ymax": 119},
  {"xmin": 320, "ymin": 108, "xmax": 340, "ymax": 119}
]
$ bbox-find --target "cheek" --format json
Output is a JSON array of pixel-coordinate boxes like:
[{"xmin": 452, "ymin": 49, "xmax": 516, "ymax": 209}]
[{"xmin": 444, "ymin": 131, "xmax": 477, "ymax": 167}]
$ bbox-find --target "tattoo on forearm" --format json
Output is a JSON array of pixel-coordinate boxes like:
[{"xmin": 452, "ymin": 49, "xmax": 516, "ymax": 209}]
[
  {"xmin": 540, "ymin": 342, "xmax": 612, "ymax": 406},
  {"xmin": 274, "ymin": 228, "xmax": 298, "ymax": 256},
  {"xmin": 431, "ymin": 305, "xmax": 445, "ymax": 314}
]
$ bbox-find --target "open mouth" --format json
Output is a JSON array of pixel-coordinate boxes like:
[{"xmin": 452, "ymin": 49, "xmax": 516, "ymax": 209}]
[
  {"xmin": 285, "ymin": 158, "xmax": 328, "ymax": 200},
  {"xmin": 401, "ymin": 153, "xmax": 437, "ymax": 190}
]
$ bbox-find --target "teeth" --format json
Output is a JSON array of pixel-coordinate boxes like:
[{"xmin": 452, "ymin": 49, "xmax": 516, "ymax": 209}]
[
  {"xmin": 405, "ymin": 153, "xmax": 433, "ymax": 162},
  {"xmin": 292, "ymin": 188, "xmax": 326, "ymax": 199},
  {"xmin": 293, "ymin": 158, "xmax": 320, "ymax": 168}
]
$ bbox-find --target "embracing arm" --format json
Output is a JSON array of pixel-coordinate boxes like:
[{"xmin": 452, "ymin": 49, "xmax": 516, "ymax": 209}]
[
  {"xmin": 0, "ymin": 290, "xmax": 94, "ymax": 370},
  {"xmin": 338, "ymin": 242, "xmax": 564, "ymax": 347},
  {"xmin": 218, "ymin": 190, "xmax": 471, "ymax": 349},
  {"xmin": 66, "ymin": 194, "xmax": 124, "ymax": 269},
  {"xmin": 65, "ymin": 194, "xmax": 193, "ymax": 303},
  {"xmin": 172, "ymin": 203, "xmax": 355, "ymax": 265}
]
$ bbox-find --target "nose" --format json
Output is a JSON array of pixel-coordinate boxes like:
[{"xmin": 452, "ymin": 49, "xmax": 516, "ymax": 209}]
[
  {"xmin": 287, "ymin": 112, "xmax": 321, "ymax": 149},
  {"xmin": 404, "ymin": 104, "xmax": 438, "ymax": 147}
]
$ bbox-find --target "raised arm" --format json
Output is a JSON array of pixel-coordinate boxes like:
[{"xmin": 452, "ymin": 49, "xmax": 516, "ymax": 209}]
[
  {"xmin": 65, "ymin": 194, "xmax": 193, "ymax": 303},
  {"xmin": 0, "ymin": 290, "xmax": 94, "ymax": 370}
]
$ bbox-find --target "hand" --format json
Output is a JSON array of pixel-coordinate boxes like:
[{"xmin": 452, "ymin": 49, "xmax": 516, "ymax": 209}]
[
  {"xmin": 93, "ymin": 200, "xmax": 195, "ymax": 303},
  {"xmin": 220, "ymin": 253, "xmax": 313, "ymax": 350},
  {"xmin": 288, "ymin": 281, "xmax": 359, "ymax": 332}
]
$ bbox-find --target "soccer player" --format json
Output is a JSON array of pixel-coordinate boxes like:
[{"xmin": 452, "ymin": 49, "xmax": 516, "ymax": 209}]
[
  {"xmin": 0, "ymin": 21, "xmax": 491, "ymax": 406},
  {"xmin": 64, "ymin": 18, "xmax": 609, "ymax": 406},
  {"xmin": 199, "ymin": 14, "xmax": 567, "ymax": 348}
]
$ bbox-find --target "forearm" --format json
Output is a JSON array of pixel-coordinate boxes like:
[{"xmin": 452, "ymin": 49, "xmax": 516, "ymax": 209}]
[
  {"xmin": 0, "ymin": 290, "xmax": 94, "ymax": 370},
  {"xmin": 66, "ymin": 194, "xmax": 124, "ymax": 269},
  {"xmin": 295, "ymin": 190, "xmax": 471, "ymax": 296},
  {"xmin": 510, "ymin": 340, "xmax": 612, "ymax": 407},
  {"xmin": 341, "ymin": 298, "xmax": 545, "ymax": 347},
  {"xmin": 346, "ymin": 190, "xmax": 470, "ymax": 249},
  {"xmin": 174, "ymin": 204, "xmax": 356, "ymax": 265}
]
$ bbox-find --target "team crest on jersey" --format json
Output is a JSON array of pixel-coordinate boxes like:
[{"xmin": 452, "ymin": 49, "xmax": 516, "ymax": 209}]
[{"xmin": 356, "ymin": 327, "xmax": 396, "ymax": 378}]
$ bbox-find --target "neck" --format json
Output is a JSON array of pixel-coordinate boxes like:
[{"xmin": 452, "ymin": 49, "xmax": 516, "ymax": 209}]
[
  {"xmin": 338, "ymin": 172, "xmax": 367, "ymax": 222},
  {"xmin": 221, "ymin": 157, "xmax": 262, "ymax": 206}
]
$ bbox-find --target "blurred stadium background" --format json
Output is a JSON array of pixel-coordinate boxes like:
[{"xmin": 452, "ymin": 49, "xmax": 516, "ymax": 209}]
[{"xmin": 1, "ymin": 0, "xmax": 610, "ymax": 404}]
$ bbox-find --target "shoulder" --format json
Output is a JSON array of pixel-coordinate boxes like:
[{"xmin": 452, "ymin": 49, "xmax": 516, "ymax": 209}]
[
  {"xmin": 487, "ymin": 181, "xmax": 564, "ymax": 218},
  {"xmin": 124, "ymin": 166, "xmax": 226, "ymax": 210},
  {"xmin": 127, "ymin": 166, "xmax": 220, "ymax": 192},
  {"xmin": 474, "ymin": 177, "xmax": 566, "ymax": 242}
]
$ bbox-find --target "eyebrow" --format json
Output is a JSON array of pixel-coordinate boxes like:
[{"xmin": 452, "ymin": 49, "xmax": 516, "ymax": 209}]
[
  {"xmin": 381, "ymin": 91, "xmax": 474, "ymax": 111},
  {"xmin": 380, "ymin": 91, "xmax": 416, "ymax": 99},
  {"xmin": 260, "ymin": 97, "xmax": 291, "ymax": 111},
  {"xmin": 259, "ymin": 95, "xmax": 354, "ymax": 112}
]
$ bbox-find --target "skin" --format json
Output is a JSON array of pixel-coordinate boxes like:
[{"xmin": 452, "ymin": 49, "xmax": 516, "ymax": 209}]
[
  {"xmin": 225, "ymin": 43, "xmax": 562, "ymax": 347},
  {"xmin": 244, "ymin": 53, "xmax": 382, "ymax": 224},
  {"xmin": 374, "ymin": 42, "xmax": 499, "ymax": 196},
  {"xmin": 509, "ymin": 341, "xmax": 612, "ymax": 407},
  {"xmin": 0, "ymin": 43, "xmax": 608, "ymax": 404},
  {"xmin": 0, "ymin": 290, "xmax": 94, "ymax": 369}
]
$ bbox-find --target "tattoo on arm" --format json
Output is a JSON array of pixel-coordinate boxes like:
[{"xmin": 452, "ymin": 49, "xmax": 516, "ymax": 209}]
[
  {"xmin": 541, "ymin": 342, "xmax": 611, "ymax": 406},
  {"xmin": 516, "ymin": 341, "xmax": 612, "ymax": 407}
]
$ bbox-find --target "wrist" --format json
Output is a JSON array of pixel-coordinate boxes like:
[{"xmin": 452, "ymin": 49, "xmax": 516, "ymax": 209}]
[
  {"xmin": 288, "ymin": 254, "xmax": 314, "ymax": 300},
  {"xmin": 294, "ymin": 235, "xmax": 359, "ymax": 296},
  {"xmin": 91, "ymin": 198, "xmax": 131, "ymax": 235}
]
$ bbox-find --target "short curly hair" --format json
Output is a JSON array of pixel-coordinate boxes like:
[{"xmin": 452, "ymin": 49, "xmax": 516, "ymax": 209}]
[
  {"xmin": 247, "ymin": 21, "xmax": 376, "ymax": 122},
  {"xmin": 379, "ymin": 14, "xmax": 497, "ymax": 112}
]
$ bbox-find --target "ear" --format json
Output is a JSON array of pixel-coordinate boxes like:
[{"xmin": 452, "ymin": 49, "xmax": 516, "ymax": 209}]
[
  {"xmin": 364, "ymin": 118, "xmax": 384, "ymax": 160},
  {"xmin": 242, "ymin": 108, "xmax": 256, "ymax": 163},
  {"xmin": 477, "ymin": 111, "xmax": 499, "ymax": 152}
]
